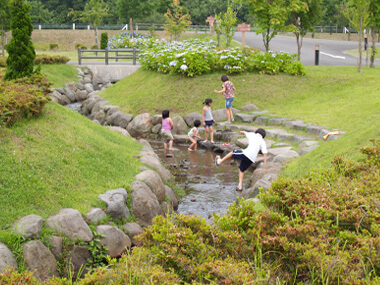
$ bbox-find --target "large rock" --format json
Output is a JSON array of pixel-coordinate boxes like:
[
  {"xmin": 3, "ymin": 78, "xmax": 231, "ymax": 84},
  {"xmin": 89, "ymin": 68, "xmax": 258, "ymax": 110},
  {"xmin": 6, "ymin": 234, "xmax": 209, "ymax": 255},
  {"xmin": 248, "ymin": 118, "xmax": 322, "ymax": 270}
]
[
  {"xmin": 243, "ymin": 173, "xmax": 278, "ymax": 199},
  {"xmin": 93, "ymin": 110, "xmax": 106, "ymax": 125},
  {"xmin": 184, "ymin": 112, "xmax": 202, "ymax": 127},
  {"xmin": 247, "ymin": 164, "xmax": 282, "ymax": 188},
  {"xmin": 235, "ymin": 113, "xmax": 255, "ymax": 122},
  {"xmin": 75, "ymin": 90, "xmax": 88, "ymax": 101},
  {"xmin": 108, "ymin": 111, "xmax": 133, "ymax": 128},
  {"xmin": 164, "ymin": 185, "xmax": 178, "ymax": 210},
  {"xmin": 84, "ymin": 83, "xmax": 95, "ymax": 94},
  {"xmin": 15, "ymin": 214, "xmax": 44, "ymax": 239},
  {"xmin": 123, "ymin": 222, "xmax": 144, "ymax": 246},
  {"xmin": 86, "ymin": 208, "xmax": 107, "ymax": 224},
  {"xmin": 152, "ymin": 115, "xmax": 162, "ymax": 125},
  {"xmin": 107, "ymin": 126, "xmax": 131, "ymax": 137},
  {"xmin": 212, "ymin": 109, "xmax": 227, "ymax": 121},
  {"xmin": 47, "ymin": 236, "xmax": 63, "ymax": 258},
  {"xmin": 127, "ymin": 113, "xmax": 152, "ymax": 137},
  {"xmin": 0, "ymin": 242, "xmax": 17, "ymax": 273},
  {"xmin": 298, "ymin": 145, "xmax": 319, "ymax": 156},
  {"xmin": 131, "ymin": 181, "xmax": 162, "ymax": 227},
  {"xmin": 135, "ymin": 170, "xmax": 166, "ymax": 203},
  {"xmin": 241, "ymin": 104, "xmax": 259, "ymax": 112},
  {"xmin": 140, "ymin": 155, "xmax": 171, "ymax": 183},
  {"xmin": 151, "ymin": 124, "xmax": 162, "ymax": 134},
  {"xmin": 49, "ymin": 91, "xmax": 64, "ymax": 104},
  {"xmin": 66, "ymin": 246, "xmax": 92, "ymax": 280},
  {"xmin": 172, "ymin": 116, "xmax": 188, "ymax": 135},
  {"xmin": 273, "ymin": 150, "xmax": 300, "ymax": 163},
  {"xmin": 64, "ymin": 87, "xmax": 76, "ymax": 102},
  {"xmin": 23, "ymin": 240, "xmax": 58, "ymax": 281},
  {"xmin": 98, "ymin": 188, "xmax": 130, "ymax": 220},
  {"xmin": 47, "ymin": 208, "xmax": 93, "ymax": 242},
  {"xmin": 97, "ymin": 225, "xmax": 131, "ymax": 258}
]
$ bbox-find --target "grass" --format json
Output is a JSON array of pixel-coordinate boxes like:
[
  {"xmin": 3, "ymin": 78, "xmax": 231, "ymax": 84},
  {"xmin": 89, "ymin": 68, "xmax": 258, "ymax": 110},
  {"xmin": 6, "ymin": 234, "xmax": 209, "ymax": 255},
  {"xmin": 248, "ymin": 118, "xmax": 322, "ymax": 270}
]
[
  {"xmin": 99, "ymin": 66, "xmax": 380, "ymax": 178},
  {"xmin": 346, "ymin": 47, "xmax": 380, "ymax": 59},
  {"xmin": 0, "ymin": 102, "xmax": 142, "ymax": 231},
  {"xmin": 40, "ymin": 64, "xmax": 78, "ymax": 88}
]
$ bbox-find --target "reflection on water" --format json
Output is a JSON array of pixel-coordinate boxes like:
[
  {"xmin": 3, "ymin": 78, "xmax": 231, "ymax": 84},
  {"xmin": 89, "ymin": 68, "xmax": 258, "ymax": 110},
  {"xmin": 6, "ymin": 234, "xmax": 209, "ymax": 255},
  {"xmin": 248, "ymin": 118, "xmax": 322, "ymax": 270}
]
[{"xmin": 149, "ymin": 140, "xmax": 248, "ymax": 218}]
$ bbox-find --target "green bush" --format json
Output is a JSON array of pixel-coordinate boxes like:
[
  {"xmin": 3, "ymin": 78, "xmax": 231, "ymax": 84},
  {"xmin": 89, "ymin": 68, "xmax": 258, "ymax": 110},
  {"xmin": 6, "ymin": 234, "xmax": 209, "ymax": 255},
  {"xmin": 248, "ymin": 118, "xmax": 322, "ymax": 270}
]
[
  {"xmin": 0, "ymin": 72, "xmax": 51, "ymax": 126},
  {"xmin": 49, "ymin": 43, "xmax": 59, "ymax": 50},
  {"xmin": 75, "ymin": 44, "xmax": 87, "ymax": 50},
  {"xmin": 34, "ymin": 54, "xmax": 70, "ymax": 65},
  {"xmin": 0, "ymin": 56, "xmax": 6, "ymax": 67},
  {"xmin": 100, "ymin": 32, "xmax": 108, "ymax": 49},
  {"xmin": 91, "ymin": 44, "xmax": 98, "ymax": 50}
]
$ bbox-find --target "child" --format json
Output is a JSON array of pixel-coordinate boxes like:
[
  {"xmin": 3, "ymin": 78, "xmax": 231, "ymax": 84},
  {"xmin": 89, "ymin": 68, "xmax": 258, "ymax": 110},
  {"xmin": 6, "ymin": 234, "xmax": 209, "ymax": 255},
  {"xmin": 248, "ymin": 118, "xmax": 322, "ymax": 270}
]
[
  {"xmin": 214, "ymin": 74, "xmax": 236, "ymax": 123},
  {"xmin": 160, "ymin": 110, "xmax": 174, "ymax": 150},
  {"xmin": 202, "ymin": 98, "xmax": 215, "ymax": 144},
  {"xmin": 188, "ymin": 119, "xmax": 201, "ymax": 151},
  {"xmin": 215, "ymin": 128, "xmax": 268, "ymax": 191}
]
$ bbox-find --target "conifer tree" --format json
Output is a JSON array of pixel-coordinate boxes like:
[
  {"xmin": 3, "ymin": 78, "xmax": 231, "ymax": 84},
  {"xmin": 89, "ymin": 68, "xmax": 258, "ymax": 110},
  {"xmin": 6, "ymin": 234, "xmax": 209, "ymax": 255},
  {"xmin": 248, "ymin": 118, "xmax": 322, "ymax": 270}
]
[{"xmin": 4, "ymin": 0, "xmax": 35, "ymax": 80}]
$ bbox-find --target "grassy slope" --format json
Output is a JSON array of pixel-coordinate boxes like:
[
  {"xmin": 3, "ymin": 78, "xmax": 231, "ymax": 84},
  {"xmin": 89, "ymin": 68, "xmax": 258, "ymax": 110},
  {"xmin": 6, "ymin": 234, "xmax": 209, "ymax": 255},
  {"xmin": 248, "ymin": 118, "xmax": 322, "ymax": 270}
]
[
  {"xmin": 100, "ymin": 66, "xmax": 380, "ymax": 178},
  {"xmin": 40, "ymin": 64, "xmax": 78, "ymax": 88},
  {"xmin": 0, "ymin": 102, "xmax": 142, "ymax": 230}
]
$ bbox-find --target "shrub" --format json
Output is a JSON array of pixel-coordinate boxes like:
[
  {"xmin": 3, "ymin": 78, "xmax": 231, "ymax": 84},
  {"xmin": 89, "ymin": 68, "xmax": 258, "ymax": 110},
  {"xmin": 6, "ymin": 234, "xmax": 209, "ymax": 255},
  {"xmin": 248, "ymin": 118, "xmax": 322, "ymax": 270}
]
[
  {"xmin": 75, "ymin": 44, "xmax": 87, "ymax": 50},
  {"xmin": 49, "ymin": 43, "xmax": 59, "ymax": 50},
  {"xmin": 91, "ymin": 44, "xmax": 98, "ymax": 50},
  {"xmin": 34, "ymin": 55, "xmax": 70, "ymax": 65},
  {"xmin": 0, "ymin": 72, "xmax": 51, "ymax": 126},
  {"xmin": 100, "ymin": 32, "xmax": 108, "ymax": 49},
  {"xmin": 0, "ymin": 56, "xmax": 6, "ymax": 67}
]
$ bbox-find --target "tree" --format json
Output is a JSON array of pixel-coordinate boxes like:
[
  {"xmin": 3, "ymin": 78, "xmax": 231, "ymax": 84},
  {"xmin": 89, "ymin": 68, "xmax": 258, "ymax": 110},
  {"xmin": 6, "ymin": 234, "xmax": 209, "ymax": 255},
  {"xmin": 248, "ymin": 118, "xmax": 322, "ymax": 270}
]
[
  {"xmin": 4, "ymin": 0, "xmax": 35, "ymax": 80},
  {"xmin": 100, "ymin": 32, "xmax": 108, "ymax": 49},
  {"xmin": 249, "ymin": 0, "xmax": 289, "ymax": 52},
  {"xmin": 368, "ymin": 0, "xmax": 380, "ymax": 68},
  {"xmin": 216, "ymin": 6, "xmax": 238, "ymax": 48},
  {"xmin": 0, "ymin": 0, "xmax": 11, "ymax": 57},
  {"xmin": 287, "ymin": 0, "xmax": 321, "ymax": 60},
  {"xmin": 164, "ymin": 0, "xmax": 191, "ymax": 41},
  {"xmin": 69, "ymin": 0, "xmax": 108, "ymax": 48},
  {"xmin": 27, "ymin": 0, "xmax": 54, "ymax": 24},
  {"xmin": 343, "ymin": 0, "xmax": 370, "ymax": 72},
  {"xmin": 117, "ymin": 0, "xmax": 153, "ymax": 23}
]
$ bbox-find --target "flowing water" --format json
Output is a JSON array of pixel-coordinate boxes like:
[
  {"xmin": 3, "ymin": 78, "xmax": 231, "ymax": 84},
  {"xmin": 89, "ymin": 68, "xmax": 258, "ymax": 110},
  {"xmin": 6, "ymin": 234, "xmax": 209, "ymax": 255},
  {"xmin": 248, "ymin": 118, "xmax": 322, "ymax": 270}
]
[{"xmin": 149, "ymin": 140, "xmax": 247, "ymax": 218}]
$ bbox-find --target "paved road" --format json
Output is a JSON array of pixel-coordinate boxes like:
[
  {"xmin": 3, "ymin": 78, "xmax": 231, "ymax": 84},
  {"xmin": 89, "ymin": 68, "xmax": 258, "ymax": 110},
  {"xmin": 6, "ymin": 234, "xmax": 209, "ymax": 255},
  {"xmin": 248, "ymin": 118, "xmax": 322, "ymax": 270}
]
[{"xmin": 234, "ymin": 32, "xmax": 380, "ymax": 66}]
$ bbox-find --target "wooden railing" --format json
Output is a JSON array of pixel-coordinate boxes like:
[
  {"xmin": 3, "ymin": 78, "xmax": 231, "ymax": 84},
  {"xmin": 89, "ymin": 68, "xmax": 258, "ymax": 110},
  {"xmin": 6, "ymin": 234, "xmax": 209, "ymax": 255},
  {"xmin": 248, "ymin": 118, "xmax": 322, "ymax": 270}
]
[{"xmin": 78, "ymin": 48, "xmax": 139, "ymax": 65}]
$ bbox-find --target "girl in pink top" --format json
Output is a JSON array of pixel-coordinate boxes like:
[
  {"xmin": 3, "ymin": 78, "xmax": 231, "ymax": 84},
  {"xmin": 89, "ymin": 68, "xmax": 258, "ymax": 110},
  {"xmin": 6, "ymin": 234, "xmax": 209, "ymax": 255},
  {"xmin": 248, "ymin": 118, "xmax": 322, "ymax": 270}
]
[
  {"xmin": 161, "ymin": 110, "xmax": 174, "ymax": 150},
  {"xmin": 214, "ymin": 74, "xmax": 236, "ymax": 123}
]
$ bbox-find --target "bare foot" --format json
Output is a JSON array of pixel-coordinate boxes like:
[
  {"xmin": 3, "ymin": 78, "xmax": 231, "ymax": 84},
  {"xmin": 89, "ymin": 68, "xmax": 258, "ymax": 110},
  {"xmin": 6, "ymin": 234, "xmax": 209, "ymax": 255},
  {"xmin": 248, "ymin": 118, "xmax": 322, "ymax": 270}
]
[
  {"xmin": 204, "ymin": 140, "xmax": 208, "ymax": 143},
  {"xmin": 188, "ymin": 148, "xmax": 193, "ymax": 151},
  {"xmin": 211, "ymin": 141, "xmax": 215, "ymax": 144}
]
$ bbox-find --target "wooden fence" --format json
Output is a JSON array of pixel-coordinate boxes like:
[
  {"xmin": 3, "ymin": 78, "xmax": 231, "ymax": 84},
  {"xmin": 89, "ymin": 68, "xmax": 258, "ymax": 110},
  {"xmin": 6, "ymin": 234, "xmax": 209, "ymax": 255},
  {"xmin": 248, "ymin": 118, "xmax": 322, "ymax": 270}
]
[{"xmin": 78, "ymin": 48, "xmax": 139, "ymax": 65}]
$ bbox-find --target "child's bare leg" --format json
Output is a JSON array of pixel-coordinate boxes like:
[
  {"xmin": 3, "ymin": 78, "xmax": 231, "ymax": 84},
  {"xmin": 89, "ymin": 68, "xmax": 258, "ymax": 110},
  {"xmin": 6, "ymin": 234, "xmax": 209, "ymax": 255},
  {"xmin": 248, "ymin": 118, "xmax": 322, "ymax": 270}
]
[
  {"xmin": 164, "ymin": 142, "xmax": 168, "ymax": 150},
  {"xmin": 229, "ymin": 109, "xmax": 234, "ymax": 121},
  {"xmin": 210, "ymin": 126, "xmax": 214, "ymax": 143},
  {"xmin": 188, "ymin": 137, "xmax": 196, "ymax": 151},
  {"xmin": 217, "ymin": 151, "xmax": 233, "ymax": 165},
  {"xmin": 169, "ymin": 140, "xmax": 173, "ymax": 150},
  {"xmin": 204, "ymin": 127, "xmax": 209, "ymax": 142},
  {"xmin": 237, "ymin": 169, "xmax": 244, "ymax": 190},
  {"xmin": 226, "ymin": 108, "xmax": 231, "ymax": 122}
]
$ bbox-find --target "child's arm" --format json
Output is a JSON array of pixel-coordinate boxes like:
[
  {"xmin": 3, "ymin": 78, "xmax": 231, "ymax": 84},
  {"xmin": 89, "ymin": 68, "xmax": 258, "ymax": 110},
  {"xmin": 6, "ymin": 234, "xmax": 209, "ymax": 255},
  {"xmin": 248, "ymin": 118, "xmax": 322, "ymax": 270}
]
[
  {"xmin": 201, "ymin": 107, "xmax": 206, "ymax": 125},
  {"xmin": 240, "ymin": 131, "xmax": 246, "ymax": 136},
  {"xmin": 214, "ymin": 86, "xmax": 226, "ymax": 94},
  {"xmin": 168, "ymin": 118, "xmax": 174, "ymax": 129}
]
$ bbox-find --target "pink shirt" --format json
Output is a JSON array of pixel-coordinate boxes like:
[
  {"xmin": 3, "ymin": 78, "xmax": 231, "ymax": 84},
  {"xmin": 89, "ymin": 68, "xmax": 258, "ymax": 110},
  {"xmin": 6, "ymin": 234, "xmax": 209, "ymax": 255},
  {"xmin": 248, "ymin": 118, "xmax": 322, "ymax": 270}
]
[
  {"xmin": 223, "ymin": 81, "xmax": 235, "ymax": 99},
  {"xmin": 162, "ymin": 118, "xmax": 171, "ymax": 131}
]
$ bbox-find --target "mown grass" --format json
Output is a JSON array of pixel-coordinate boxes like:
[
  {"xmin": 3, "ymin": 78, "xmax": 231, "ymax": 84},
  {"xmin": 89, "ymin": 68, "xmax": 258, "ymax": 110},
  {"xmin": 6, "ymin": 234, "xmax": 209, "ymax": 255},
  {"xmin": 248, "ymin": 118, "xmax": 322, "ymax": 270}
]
[
  {"xmin": 40, "ymin": 64, "xmax": 78, "ymax": 88},
  {"xmin": 100, "ymin": 66, "xmax": 380, "ymax": 178},
  {"xmin": 0, "ymin": 102, "xmax": 142, "ymax": 230}
]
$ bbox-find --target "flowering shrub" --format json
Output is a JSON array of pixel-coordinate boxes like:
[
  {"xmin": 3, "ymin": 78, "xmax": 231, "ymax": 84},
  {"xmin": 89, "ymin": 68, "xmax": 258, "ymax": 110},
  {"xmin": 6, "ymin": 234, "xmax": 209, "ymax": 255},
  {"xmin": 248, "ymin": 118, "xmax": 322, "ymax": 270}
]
[{"xmin": 108, "ymin": 33, "xmax": 306, "ymax": 77}]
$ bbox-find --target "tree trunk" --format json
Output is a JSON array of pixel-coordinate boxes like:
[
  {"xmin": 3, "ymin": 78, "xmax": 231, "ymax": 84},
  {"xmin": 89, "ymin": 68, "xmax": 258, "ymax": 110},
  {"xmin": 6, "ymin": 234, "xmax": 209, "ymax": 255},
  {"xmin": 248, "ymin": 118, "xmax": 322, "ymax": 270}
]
[
  {"xmin": 295, "ymin": 32, "xmax": 301, "ymax": 61},
  {"xmin": 358, "ymin": 11, "xmax": 363, "ymax": 73},
  {"xmin": 370, "ymin": 27, "xmax": 375, "ymax": 68},
  {"xmin": 348, "ymin": 24, "xmax": 351, "ymax": 41},
  {"xmin": 95, "ymin": 27, "xmax": 98, "ymax": 48},
  {"xmin": 1, "ymin": 27, "xmax": 4, "ymax": 56}
]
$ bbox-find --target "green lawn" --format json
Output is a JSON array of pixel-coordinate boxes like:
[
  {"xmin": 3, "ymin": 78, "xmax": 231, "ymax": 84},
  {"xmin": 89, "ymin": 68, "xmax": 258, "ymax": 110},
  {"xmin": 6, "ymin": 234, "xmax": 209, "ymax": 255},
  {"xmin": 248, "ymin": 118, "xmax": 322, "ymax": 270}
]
[
  {"xmin": 0, "ymin": 102, "xmax": 142, "ymax": 230},
  {"xmin": 100, "ymin": 66, "xmax": 380, "ymax": 178},
  {"xmin": 40, "ymin": 64, "xmax": 78, "ymax": 88}
]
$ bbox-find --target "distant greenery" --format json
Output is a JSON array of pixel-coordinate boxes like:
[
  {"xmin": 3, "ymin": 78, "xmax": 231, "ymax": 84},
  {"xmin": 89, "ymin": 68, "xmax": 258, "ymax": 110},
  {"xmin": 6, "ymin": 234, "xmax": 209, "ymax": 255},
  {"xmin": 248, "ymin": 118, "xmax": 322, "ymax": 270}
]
[
  {"xmin": 100, "ymin": 66, "xmax": 380, "ymax": 178},
  {"xmin": 0, "ymin": 102, "xmax": 142, "ymax": 231}
]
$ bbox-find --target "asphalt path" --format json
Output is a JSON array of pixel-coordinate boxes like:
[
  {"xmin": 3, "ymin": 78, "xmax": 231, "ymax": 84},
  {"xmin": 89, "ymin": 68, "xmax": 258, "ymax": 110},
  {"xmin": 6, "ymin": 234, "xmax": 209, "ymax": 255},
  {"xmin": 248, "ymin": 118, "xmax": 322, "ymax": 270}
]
[{"xmin": 234, "ymin": 31, "xmax": 380, "ymax": 66}]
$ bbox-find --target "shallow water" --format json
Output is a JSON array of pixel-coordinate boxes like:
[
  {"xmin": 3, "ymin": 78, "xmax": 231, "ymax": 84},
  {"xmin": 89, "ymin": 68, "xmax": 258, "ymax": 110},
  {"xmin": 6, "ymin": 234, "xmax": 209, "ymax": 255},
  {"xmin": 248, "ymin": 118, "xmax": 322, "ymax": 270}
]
[{"xmin": 149, "ymin": 140, "xmax": 248, "ymax": 218}]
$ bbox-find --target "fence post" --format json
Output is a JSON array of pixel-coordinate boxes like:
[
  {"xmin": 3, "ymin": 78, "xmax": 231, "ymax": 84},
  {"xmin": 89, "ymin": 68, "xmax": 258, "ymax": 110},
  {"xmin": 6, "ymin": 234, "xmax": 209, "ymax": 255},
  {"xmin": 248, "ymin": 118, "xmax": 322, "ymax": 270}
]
[
  {"xmin": 105, "ymin": 48, "xmax": 108, "ymax": 65},
  {"xmin": 73, "ymin": 23, "xmax": 75, "ymax": 30},
  {"xmin": 78, "ymin": 48, "xmax": 82, "ymax": 65},
  {"xmin": 314, "ymin": 45, "xmax": 320, "ymax": 66},
  {"xmin": 116, "ymin": 50, "xmax": 118, "ymax": 62},
  {"xmin": 133, "ymin": 48, "xmax": 136, "ymax": 65}
]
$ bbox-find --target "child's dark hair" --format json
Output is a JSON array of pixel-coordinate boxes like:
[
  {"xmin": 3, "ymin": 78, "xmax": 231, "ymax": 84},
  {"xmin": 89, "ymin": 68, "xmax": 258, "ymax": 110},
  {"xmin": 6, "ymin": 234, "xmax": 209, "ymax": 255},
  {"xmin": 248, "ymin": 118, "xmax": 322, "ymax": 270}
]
[
  {"xmin": 221, "ymin": 75, "xmax": 229, "ymax": 82},
  {"xmin": 194, "ymin": 119, "xmax": 201, "ymax": 127},
  {"xmin": 255, "ymin": 128, "xmax": 266, "ymax": 138},
  {"xmin": 203, "ymin": 98, "xmax": 212, "ymax": 105},
  {"xmin": 162, "ymin": 109, "xmax": 169, "ymax": 119}
]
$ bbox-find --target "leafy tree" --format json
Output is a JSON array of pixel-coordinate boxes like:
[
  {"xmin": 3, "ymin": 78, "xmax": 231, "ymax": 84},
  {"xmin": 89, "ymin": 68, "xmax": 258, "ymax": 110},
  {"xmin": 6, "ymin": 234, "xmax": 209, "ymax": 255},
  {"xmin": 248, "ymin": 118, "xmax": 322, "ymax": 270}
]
[
  {"xmin": 4, "ymin": 0, "xmax": 35, "ymax": 80},
  {"xmin": 343, "ymin": 0, "xmax": 370, "ymax": 72},
  {"xmin": 164, "ymin": 0, "xmax": 191, "ymax": 41},
  {"xmin": 368, "ymin": 0, "xmax": 380, "ymax": 68},
  {"xmin": 0, "ymin": 0, "xmax": 11, "ymax": 57},
  {"xmin": 249, "ymin": 0, "xmax": 288, "ymax": 52},
  {"xmin": 116, "ymin": 0, "xmax": 153, "ymax": 23},
  {"xmin": 287, "ymin": 0, "xmax": 321, "ymax": 60},
  {"xmin": 27, "ymin": 0, "xmax": 54, "ymax": 24},
  {"xmin": 216, "ymin": 6, "xmax": 237, "ymax": 48},
  {"xmin": 69, "ymin": 0, "xmax": 108, "ymax": 48},
  {"xmin": 320, "ymin": 0, "xmax": 343, "ymax": 25}
]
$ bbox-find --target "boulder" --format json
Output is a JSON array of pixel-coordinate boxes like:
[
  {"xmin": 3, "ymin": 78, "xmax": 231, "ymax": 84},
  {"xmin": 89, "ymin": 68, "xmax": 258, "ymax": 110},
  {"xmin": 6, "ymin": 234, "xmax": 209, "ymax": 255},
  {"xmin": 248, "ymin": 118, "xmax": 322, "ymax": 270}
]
[
  {"xmin": 64, "ymin": 87, "xmax": 76, "ymax": 102},
  {"xmin": 86, "ymin": 208, "xmax": 107, "ymax": 224},
  {"xmin": 107, "ymin": 126, "xmax": 131, "ymax": 137},
  {"xmin": 123, "ymin": 222, "xmax": 144, "ymax": 246},
  {"xmin": 267, "ymin": 118, "xmax": 291, "ymax": 126},
  {"xmin": 97, "ymin": 225, "xmax": 131, "ymax": 258},
  {"xmin": 0, "ymin": 242, "xmax": 17, "ymax": 273},
  {"xmin": 98, "ymin": 188, "xmax": 130, "ymax": 220},
  {"xmin": 161, "ymin": 201, "xmax": 174, "ymax": 216},
  {"xmin": 15, "ymin": 214, "xmax": 44, "ymax": 239},
  {"xmin": 93, "ymin": 110, "xmax": 106, "ymax": 125},
  {"xmin": 135, "ymin": 170, "xmax": 166, "ymax": 203},
  {"xmin": 290, "ymin": 135, "xmax": 315, "ymax": 144},
  {"xmin": 67, "ymin": 82, "xmax": 77, "ymax": 92},
  {"xmin": 212, "ymin": 109, "xmax": 227, "ymax": 121},
  {"xmin": 247, "ymin": 165, "xmax": 282, "ymax": 188},
  {"xmin": 131, "ymin": 181, "xmax": 162, "ymax": 227},
  {"xmin": 91, "ymin": 100, "xmax": 108, "ymax": 115},
  {"xmin": 184, "ymin": 112, "xmax": 202, "ymax": 127},
  {"xmin": 23, "ymin": 240, "xmax": 58, "ymax": 281},
  {"xmin": 105, "ymin": 106, "xmax": 119, "ymax": 117},
  {"xmin": 235, "ymin": 113, "xmax": 255, "ymax": 122},
  {"xmin": 299, "ymin": 140, "xmax": 319, "ymax": 148},
  {"xmin": 108, "ymin": 111, "xmax": 133, "ymax": 128},
  {"xmin": 138, "ymin": 139, "xmax": 151, "ymax": 148},
  {"xmin": 173, "ymin": 134, "xmax": 190, "ymax": 144},
  {"xmin": 298, "ymin": 145, "xmax": 319, "ymax": 156},
  {"xmin": 140, "ymin": 155, "xmax": 171, "ymax": 183},
  {"xmin": 243, "ymin": 173, "xmax": 278, "ymax": 199},
  {"xmin": 241, "ymin": 104, "xmax": 259, "ymax": 112},
  {"xmin": 165, "ymin": 185, "xmax": 178, "ymax": 210},
  {"xmin": 49, "ymin": 91, "xmax": 64, "ymax": 104},
  {"xmin": 84, "ymin": 83, "xmax": 95, "ymax": 94},
  {"xmin": 47, "ymin": 236, "xmax": 63, "ymax": 258},
  {"xmin": 273, "ymin": 150, "xmax": 300, "ymax": 163},
  {"xmin": 151, "ymin": 124, "xmax": 162, "ymax": 134},
  {"xmin": 254, "ymin": 116, "xmax": 268, "ymax": 125},
  {"xmin": 172, "ymin": 116, "xmax": 188, "ymax": 135},
  {"xmin": 214, "ymin": 131, "xmax": 238, "ymax": 142},
  {"xmin": 277, "ymin": 133, "xmax": 295, "ymax": 141},
  {"xmin": 152, "ymin": 115, "xmax": 162, "ymax": 125},
  {"xmin": 127, "ymin": 113, "xmax": 152, "ymax": 137},
  {"xmin": 66, "ymin": 246, "xmax": 92, "ymax": 280},
  {"xmin": 75, "ymin": 90, "xmax": 88, "ymax": 101},
  {"xmin": 47, "ymin": 208, "xmax": 93, "ymax": 242}
]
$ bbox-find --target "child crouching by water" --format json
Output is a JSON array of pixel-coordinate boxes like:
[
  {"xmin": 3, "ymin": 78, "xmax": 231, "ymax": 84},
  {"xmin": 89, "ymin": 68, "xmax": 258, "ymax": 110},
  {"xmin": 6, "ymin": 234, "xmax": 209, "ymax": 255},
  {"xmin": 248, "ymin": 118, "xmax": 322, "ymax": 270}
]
[
  {"xmin": 160, "ymin": 109, "xmax": 174, "ymax": 150},
  {"xmin": 188, "ymin": 120, "xmax": 201, "ymax": 151}
]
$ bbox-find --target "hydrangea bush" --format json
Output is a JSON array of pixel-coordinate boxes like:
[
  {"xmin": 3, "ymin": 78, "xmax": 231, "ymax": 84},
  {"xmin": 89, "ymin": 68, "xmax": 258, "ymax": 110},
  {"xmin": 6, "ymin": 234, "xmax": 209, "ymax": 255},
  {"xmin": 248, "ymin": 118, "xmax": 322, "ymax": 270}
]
[{"xmin": 108, "ymin": 33, "xmax": 305, "ymax": 76}]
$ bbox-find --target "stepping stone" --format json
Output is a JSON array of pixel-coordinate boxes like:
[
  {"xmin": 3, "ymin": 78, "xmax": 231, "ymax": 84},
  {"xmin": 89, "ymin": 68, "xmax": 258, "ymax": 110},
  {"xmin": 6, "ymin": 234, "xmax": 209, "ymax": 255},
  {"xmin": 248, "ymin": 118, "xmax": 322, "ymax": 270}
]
[
  {"xmin": 241, "ymin": 104, "xmax": 259, "ymax": 111},
  {"xmin": 290, "ymin": 135, "xmax": 315, "ymax": 143},
  {"xmin": 277, "ymin": 133, "xmax": 294, "ymax": 141},
  {"xmin": 265, "ymin": 129, "xmax": 287, "ymax": 138},
  {"xmin": 299, "ymin": 141, "xmax": 319, "ymax": 147},
  {"xmin": 235, "ymin": 113, "xmax": 255, "ymax": 122},
  {"xmin": 274, "ymin": 142, "xmax": 291, "ymax": 147},
  {"xmin": 267, "ymin": 147, "xmax": 293, "ymax": 156},
  {"xmin": 241, "ymin": 126, "xmax": 258, "ymax": 132},
  {"xmin": 267, "ymin": 118, "xmax": 291, "ymax": 126},
  {"xmin": 306, "ymin": 125, "xmax": 324, "ymax": 135},
  {"xmin": 292, "ymin": 122, "xmax": 310, "ymax": 131},
  {"xmin": 251, "ymin": 111, "xmax": 269, "ymax": 116},
  {"xmin": 298, "ymin": 145, "xmax": 319, "ymax": 156},
  {"xmin": 254, "ymin": 116, "xmax": 268, "ymax": 125}
]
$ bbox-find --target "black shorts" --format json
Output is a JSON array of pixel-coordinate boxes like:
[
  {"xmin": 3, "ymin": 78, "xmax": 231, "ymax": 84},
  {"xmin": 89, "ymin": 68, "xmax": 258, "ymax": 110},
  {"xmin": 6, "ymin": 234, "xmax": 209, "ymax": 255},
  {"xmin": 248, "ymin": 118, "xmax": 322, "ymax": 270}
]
[
  {"xmin": 205, "ymin": 120, "xmax": 214, "ymax": 127},
  {"xmin": 232, "ymin": 149, "xmax": 253, "ymax": 172}
]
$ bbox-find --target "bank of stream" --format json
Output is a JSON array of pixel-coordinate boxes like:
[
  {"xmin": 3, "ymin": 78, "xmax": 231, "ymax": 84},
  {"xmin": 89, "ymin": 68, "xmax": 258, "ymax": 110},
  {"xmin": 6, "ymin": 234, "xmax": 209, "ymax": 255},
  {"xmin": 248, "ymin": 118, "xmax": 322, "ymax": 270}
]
[{"xmin": 149, "ymin": 140, "xmax": 245, "ymax": 218}]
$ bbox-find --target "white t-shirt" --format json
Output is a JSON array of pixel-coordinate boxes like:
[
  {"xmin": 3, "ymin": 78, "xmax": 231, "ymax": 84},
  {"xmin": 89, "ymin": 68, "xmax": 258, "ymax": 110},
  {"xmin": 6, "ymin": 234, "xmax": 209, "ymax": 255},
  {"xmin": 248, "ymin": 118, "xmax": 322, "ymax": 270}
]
[{"xmin": 242, "ymin": 132, "xmax": 267, "ymax": 163}]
